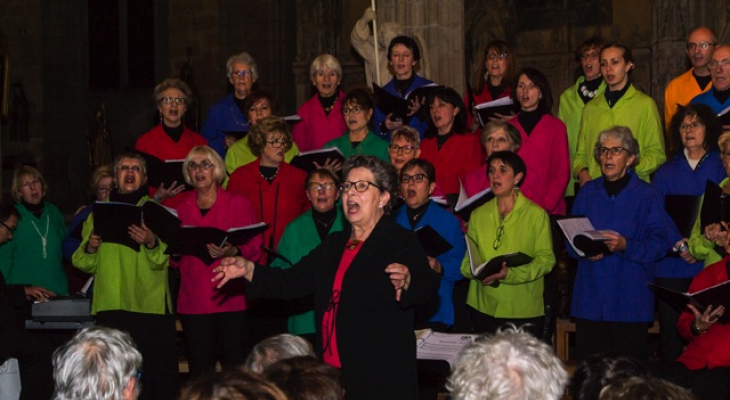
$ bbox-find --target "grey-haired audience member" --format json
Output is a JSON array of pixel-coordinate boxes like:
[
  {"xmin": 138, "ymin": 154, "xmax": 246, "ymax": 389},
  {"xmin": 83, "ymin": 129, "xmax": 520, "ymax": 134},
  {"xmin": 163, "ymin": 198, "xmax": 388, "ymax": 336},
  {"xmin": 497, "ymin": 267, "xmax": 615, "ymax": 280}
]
[
  {"xmin": 245, "ymin": 334, "xmax": 315, "ymax": 373},
  {"xmin": 264, "ymin": 356, "xmax": 344, "ymax": 400},
  {"xmin": 599, "ymin": 376, "xmax": 696, "ymax": 400}
]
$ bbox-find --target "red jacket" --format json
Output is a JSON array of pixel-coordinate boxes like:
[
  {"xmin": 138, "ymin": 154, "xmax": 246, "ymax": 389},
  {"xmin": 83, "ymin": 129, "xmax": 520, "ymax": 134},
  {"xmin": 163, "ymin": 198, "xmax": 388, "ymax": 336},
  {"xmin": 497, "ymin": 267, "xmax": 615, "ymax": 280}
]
[
  {"xmin": 677, "ymin": 258, "xmax": 730, "ymax": 370},
  {"xmin": 420, "ymin": 133, "xmax": 483, "ymax": 196},
  {"xmin": 173, "ymin": 188, "xmax": 262, "ymax": 314},
  {"xmin": 226, "ymin": 159, "xmax": 309, "ymax": 257},
  {"xmin": 134, "ymin": 124, "xmax": 208, "ymax": 208},
  {"xmin": 510, "ymin": 114, "xmax": 570, "ymax": 215},
  {"xmin": 292, "ymin": 91, "xmax": 348, "ymax": 152}
]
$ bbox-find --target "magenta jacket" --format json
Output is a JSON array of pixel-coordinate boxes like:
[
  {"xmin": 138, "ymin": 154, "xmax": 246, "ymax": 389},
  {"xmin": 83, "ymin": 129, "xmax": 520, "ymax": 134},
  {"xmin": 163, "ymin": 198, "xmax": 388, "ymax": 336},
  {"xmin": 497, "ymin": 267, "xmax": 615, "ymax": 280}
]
[{"xmin": 292, "ymin": 91, "xmax": 348, "ymax": 152}]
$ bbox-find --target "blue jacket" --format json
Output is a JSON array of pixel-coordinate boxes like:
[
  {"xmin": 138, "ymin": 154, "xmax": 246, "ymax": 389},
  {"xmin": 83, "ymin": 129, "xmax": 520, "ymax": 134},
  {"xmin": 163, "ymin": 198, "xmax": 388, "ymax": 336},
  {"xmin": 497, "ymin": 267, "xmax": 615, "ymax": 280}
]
[
  {"xmin": 690, "ymin": 88, "xmax": 730, "ymax": 114},
  {"xmin": 569, "ymin": 172, "xmax": 667, "ymax": 322},
  {"xmin": 394, "ymin": 200, "xmax": 465, "ymax": 327},
  {"xmin": 201, "ymin": 92, "xmax": 249, "ymax": 157},
  {"xmin": 652, "ymin": 151, "xmax": 726, "ymax": 278},
  {"xmin": 373, "ymin": 74, "xmax": 434, "ymax": 141}
]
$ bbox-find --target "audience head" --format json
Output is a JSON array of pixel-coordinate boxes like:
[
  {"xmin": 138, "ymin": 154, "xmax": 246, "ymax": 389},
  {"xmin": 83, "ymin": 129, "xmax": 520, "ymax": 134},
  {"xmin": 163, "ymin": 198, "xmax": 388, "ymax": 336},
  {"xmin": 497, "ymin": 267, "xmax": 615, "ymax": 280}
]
[
  {"xmin": 570, "ymin": 354, "xmax": 649, "ymax": 400},
  {"xmin": 183, "ymin": 146, "xmax": 227, "ymax": 186},
  {"xmin": 481, "ymin": 120, "xmax": 521, "ymax": 156},
  {"xmin": 593, "ymin": 126, "xmax": 640, "ymax": 181},
  {"xmin": 52, "ymin": 326, "xmax": 142, "ymax": 400},
  {"xmin": 243, "ymin": 90, "xmax": 279, "ymax": 126},
  {"xmin": 11, "ymin": 165, "xmax": 47, "ymax": 204},
  {"xmin": 447, "ymin": 326, "xmax": 568, "ymax": 400},
  {"xmin": 310, "ymin": 54, "xmax": 342, "ymax": 98},
  {"xmin": 245, "ymin": 334, "xmax": 315, "ymax": 374},
  {"xmin": 670, "ymin": 103, "xmax": 721, "ymax": 154},
  {"xmin": 90, "ymin": 164, "xmax": 114, "ymax": 202},
  {"xmin": 512, "ymin": 67, "xmax": 553, "ymax": 114},
  {"xmin": 305, "ymin": 168, "xmax": 341, "ymax": 213},
  {"xmin": 686, "ymin": 26, "xmax": 718, "ymax": 70},
  {"xmin": 479, "ymin": 40, "xmax": 516, "ymax": 89},
  {"xmin": 180, "ymin": 369, "xmax": 287, "ymax": 400},
  {"xmin": 263, "ymin": 356, "xmax": 344, "ymax": 400},
  {"xmin": 247, "ymin": 116, "xmax": 293, "ymax": 161},
  {"xmin": 0, "ymin": 203, "xmax": 19, "ymax": 245},
  {"xmin": 341, "ymin": 155, "xmax": 399, "ymax": 215},
  {"xmin": 600, "ymin": 42, "xmax": 634, "ymax": 91},
  {"xmin": 389, "ymin": 126, "xmax": 421, "ymax": 172},
  {"xmin": 598, "ymin": 376, "xmax": 695, "ymax": 400},
  {"xmin": 427, "ymin": 86, "xmax": 468, "ymax": 135},
  {"xmin": 709, "ymin": 45, "xmax": 730, "ymax": 91}
]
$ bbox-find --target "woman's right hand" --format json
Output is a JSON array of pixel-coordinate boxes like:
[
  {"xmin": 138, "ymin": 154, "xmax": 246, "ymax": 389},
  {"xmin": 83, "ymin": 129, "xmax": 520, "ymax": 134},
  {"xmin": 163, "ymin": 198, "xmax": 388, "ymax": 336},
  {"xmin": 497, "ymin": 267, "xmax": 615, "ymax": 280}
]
[
  {"xmin": 86, "ymin": 232, "xmax": 102, "ymax": 253},
  {"xmin": 24, "ymin": 286, "xmax": 55, "ymax": 302},
  {"xmin": 480, "ymin": 262, "xmax": 508, "ymax": 286},
  {"xmin": 313, "ymin": 157, "xmax": 342, "ymax": 172},
  {"xmin": 704, "ymin": 222, "xmax": 729, "ymax": 247},
  {"xmin": 675, "ymin": 239, "xmax": 697, "ymax": 263},
  {"xmin": 212, "ymin": 256, "xmax": 255, "ymax": 288},
  {"xmin": 384, "ymin": 114, "xmax": 404, "ymax": 131},
  {"xmin": 688, "ymin": 303, "xmax": 725, "ymax": 332}
]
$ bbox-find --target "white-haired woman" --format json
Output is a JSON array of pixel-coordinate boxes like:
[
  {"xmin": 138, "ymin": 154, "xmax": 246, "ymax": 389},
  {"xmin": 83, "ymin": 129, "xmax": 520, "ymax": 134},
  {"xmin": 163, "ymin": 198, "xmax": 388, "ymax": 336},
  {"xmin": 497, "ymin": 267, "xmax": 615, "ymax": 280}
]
[{"xmin": 292, "ymin": 54, "xmax": 348, "ymax": 152}]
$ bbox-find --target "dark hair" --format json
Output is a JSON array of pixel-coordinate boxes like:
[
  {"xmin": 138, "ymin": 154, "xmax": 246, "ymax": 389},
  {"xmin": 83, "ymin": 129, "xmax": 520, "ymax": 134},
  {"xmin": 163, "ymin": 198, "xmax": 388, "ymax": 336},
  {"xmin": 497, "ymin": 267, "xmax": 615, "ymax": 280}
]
[
  {"xmin": 263, "ymin": 356, "xmax": 344, "ymax": 400},
  {"xmin": 670, "ymin": 103, "xmax": 721, "ymax": 154},
  {"xmin": 181, "ymin": 368, "xmax": 287, "ymax": 400},
  {"xmin": 387, "ymin": 36, "xmax": 421, "ymax": 61},
  {"xmin": 242, "ymin": 90, "xmax": 280, "ymax": 118},
  {"xmin": 401, "ymin": 159, "xmax": 436, "ymax": 183},
  {"xmin": 576, "ymin": 36, "xmax": 605, "ymax": 62},
  {"xmin": 512, "ymin": 67, "xmax": 554, "ymax": 114},
  {"xmin": 343, "ymin": 88, "xmax": 374, "ymax": 111},
  {"xmin": 476, "ymin": 40, "xmax": 516, "ymax": 91},
  {"xmin": 487, "ymin": 150, "xmax": 527, "ymax": 187},
  {"xmin": 0, "ymin": 202, "xmax": 18, "ymax": 224},
  {"xmin": 426, "ymin": 87, "xmax": 468, "ymax": 135},
  {"xmin": 570, "ymin": 354, "xmax": 649, "ymax": 400},
  {"xmin": 601, "ymin": 42, "xmax": 634, "ymax": 67},
  {"xmin": 341, "ymin": 155, "xmax": 398, "ymax": 214},
  {"xmin": 306, "ymin": 168, "xmax": 340, "ymax": 188}
]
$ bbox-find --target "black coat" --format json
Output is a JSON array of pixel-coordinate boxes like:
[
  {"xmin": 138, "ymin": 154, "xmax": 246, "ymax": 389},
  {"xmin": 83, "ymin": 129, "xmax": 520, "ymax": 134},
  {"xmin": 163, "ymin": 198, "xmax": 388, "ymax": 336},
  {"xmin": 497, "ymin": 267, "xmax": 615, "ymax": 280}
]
[{"xmin": 248, "ymin": 216, "xmax": 441, "ymax": 400}]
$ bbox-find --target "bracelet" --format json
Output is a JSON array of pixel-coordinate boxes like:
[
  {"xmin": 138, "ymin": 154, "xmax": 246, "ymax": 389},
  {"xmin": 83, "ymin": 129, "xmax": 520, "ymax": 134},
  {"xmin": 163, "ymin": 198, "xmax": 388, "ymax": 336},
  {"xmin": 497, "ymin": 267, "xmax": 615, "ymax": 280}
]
[{"xmin": 690, "ymin": 321, "xmax": 706, "ymax": 336}]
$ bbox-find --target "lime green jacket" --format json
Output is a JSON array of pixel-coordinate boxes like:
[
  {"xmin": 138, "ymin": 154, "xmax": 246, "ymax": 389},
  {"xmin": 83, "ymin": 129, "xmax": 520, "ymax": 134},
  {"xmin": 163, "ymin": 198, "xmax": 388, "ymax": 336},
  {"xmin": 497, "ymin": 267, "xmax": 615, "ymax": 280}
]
[{"xmin": 689, "ymin": 177, "xmax": 729, "ymax": 267}]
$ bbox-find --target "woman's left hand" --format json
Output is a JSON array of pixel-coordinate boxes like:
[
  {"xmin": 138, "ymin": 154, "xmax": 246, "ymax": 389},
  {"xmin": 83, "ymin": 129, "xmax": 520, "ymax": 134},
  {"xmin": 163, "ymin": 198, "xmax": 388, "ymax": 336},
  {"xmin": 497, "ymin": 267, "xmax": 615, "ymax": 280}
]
[
  {"xmin": 407, "ymin": 96, "xmax": 424, "ymax": 117},
  {"xmin": 480, "ymin": 262, "xmax": 508, "ymax": 286},
  {"xmin": 385, "ymin": 263, "xmax": 411, "ymax": 302},
  {"xmin": 602, "ymin": 231, "xmax": 626, "ymax": 252},
  {"xmin": 155, "ymin": 181, "xmax": 185, "ymax": 202},
  {"xmin": 207, "ymin": 242, "xmax": 237, "ymax": 259},
  {"xmin": 129, "ymin": 221, "xmax": 156, "ymax": 249},
  {"xmin": 313, "ymin": 157, "xmax": 342, "ymax": 172}
]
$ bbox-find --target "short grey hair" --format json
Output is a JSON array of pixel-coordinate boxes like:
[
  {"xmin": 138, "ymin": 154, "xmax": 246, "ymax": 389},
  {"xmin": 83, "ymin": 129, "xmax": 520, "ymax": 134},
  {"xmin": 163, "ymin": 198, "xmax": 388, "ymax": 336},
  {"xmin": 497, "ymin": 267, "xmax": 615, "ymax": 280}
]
[
  {"xmin": 341, "ymin": 155, "xmax": 399, "ymax": 214},
  {"xmin": 592, "ymin": 125, "xmax": 641, "ymax": 167},
  {"xmin": 113, "ymin": 152, "xmax": 147, "ymax": 175},
  {"xmin": 226, "ymin": 52, "xmax": 259, "ymax": 81},
  {"xmin": 245, "ymin": 334, "xmax": 315, "ymax": 373},
  {"xmin": 53, "ymin": 326, "xmax": 142, "ymax": 400},
  {"xmin": 309, "ymin": 54, "xmax": 342, "ymax": 79},
  {"xmin": 447, "ymin": 326, "xmax": 568, "ymax": 400}
]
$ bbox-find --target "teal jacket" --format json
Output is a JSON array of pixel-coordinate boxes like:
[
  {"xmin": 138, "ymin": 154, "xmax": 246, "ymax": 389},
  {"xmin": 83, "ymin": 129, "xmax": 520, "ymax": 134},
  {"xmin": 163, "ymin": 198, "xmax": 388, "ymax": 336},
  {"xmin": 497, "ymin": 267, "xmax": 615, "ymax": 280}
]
[
  {"xmin": 72, "ymin": 196, "xmax": 171, "ymax": 315},
  {"xmin": 271, "ymin": 207, "xmax": 347, "ymax": 334},
  {"xmin": 323, "ymin": 130, "xmax": 390, "ymax": 162},
  {"xmin": 461, "ymin": 193, "xmax": 554, "ymax": 318},
  {"xmin": 0, "ymin": 201, "xmax": 68, "ymax": 294}
]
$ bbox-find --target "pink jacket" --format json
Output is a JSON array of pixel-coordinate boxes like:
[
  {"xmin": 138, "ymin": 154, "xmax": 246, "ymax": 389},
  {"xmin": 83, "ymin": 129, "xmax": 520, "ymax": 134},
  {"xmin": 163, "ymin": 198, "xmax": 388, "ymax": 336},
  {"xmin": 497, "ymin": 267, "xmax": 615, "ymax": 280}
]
[
  {"xmin": 292, "ymin": 91, "xmax": 348, "ymax": 152},
  {"xmin": 463, "ymin": 164, "xmax": 489, "ymax": 198},
  {"xmin": 173, "ymin": 188, "xmax": 263, "ymax": 314}
]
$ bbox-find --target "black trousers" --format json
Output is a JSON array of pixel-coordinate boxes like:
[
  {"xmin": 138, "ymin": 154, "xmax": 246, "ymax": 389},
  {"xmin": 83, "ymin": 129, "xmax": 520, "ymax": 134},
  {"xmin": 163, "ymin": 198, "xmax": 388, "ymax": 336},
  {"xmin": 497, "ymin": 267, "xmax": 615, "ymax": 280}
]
[
  {"xmin": 653, "ymin": 361, "xmax": 730, "ymax": 400},
  {"xmin": 178, "ymin": 311, "xmax": 249, "ymax": 378},
  {"xmin": 468, "ymin": 306, "xmax": 544, "ymax": 339},
  {"xmin": 96, "ymin": 310, "xmax": 179, "ymax": 400},
  {"xmin": 0, "ymin": 327, "xmax": 55, "ymax": 400},
  {"xmin": 575, "ymin": 318, "xmax": 649, "ymax": 361},
  {"xmin": 655, "ymin": 277, "xmax": 692, "ymax": 362}
]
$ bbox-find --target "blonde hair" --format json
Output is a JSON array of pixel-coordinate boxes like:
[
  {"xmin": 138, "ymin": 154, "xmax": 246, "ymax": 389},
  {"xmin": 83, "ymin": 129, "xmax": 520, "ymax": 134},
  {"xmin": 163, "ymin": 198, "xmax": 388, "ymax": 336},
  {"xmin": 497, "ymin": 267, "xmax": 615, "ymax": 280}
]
[
  {"xmin": 11, "ymin": 165, "xmax": 46, "ymax": 202},
  {"xmin": 183, "ymin": 146, "xmax": 227, "ymax": 185}
]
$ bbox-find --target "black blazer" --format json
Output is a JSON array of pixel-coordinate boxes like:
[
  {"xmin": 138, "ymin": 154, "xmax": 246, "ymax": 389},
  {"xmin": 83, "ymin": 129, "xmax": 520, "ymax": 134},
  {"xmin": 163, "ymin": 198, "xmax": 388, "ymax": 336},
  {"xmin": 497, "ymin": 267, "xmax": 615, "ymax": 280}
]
[{"xmin": 248, "ymin": 216, "xmax": 440, "ymax": 400}]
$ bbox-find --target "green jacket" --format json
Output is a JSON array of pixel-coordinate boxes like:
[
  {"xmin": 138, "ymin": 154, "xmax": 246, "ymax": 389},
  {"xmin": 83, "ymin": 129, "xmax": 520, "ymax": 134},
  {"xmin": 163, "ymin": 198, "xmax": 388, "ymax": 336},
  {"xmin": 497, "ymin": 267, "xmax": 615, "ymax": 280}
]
[
  {"xmin": 323, "ymin": 130, "xmax": 390, "ymax": 162},
  {"xmin": 270, "ymin": 207, "xmax": 346, "ymax": 334},
  {"xmin": 557, "ymin": 76, "xmax": 607, "ymax": 196},
  {"xmin": 0, "ymin": 201, "xmax": 68, "ymax": 294},
  {"xmin": 461, "ymin": 193, "xmax": 554, "ymax": 318},
  {"xmin": 689, "ymin": 177, "xmax": 729, "ymax": 267},
  {"xmin": 572, "ymin": 84, "xmax": 665, "ymax": 182},
  {"xmin": 72, "ymin": 196, "xmax": 171, "ymax": 315}
]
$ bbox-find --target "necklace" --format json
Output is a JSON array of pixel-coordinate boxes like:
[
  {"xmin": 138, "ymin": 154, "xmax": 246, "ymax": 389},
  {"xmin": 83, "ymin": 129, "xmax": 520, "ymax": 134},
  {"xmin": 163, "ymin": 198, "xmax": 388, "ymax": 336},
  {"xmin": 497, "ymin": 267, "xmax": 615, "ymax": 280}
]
[
  {"xmin": 411, "ymin": 209, "xmax": 427, "ymax": 222},
  {"xmin": 579, "ymin": 84, "xmax": 598, "ymax": 99},
  {"xmin": 30, "ymin": 215, "xmax": 50, "ymax": 259},
  {"xmin": 259, "ymin": 166, "xmax": 279, "ymax": 182},
  {"xmin": 346, "ymin": 239, "xmax": 362, "ymax": 250},
  {"xmin": 314, "ymin": 214, "xmax": 336, "ymax": 229}
]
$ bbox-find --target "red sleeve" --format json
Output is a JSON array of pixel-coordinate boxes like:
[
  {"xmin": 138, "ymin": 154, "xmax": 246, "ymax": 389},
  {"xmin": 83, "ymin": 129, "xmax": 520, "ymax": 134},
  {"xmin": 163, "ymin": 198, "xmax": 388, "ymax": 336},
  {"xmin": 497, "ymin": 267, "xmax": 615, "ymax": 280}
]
[{"xmin": 544, "ymin": 118, "xmax": 570, "ymax": 213}]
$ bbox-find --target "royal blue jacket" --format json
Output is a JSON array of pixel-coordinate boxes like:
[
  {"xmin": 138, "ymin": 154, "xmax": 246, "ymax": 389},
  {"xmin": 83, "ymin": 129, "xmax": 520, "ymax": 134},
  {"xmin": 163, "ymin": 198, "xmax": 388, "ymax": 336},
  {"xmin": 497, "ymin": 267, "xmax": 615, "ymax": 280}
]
[
  {"xmin": 373, "ymin": 74, "xmax": 434, "ymax": 141},
  {"xmin": 201, "ymin": 93, "xmax": 249, "ymax": 157}
]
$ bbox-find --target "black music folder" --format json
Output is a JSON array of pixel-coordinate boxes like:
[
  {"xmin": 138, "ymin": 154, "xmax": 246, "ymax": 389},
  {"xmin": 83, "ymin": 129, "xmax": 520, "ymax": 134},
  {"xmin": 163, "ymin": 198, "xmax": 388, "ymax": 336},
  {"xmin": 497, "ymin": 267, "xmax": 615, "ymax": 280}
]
[
  {"xmin": 556, "ymin": 217, "xmax": 614, "ymax": 257},
  {"xmin": 166, "ymin": 222, "xmax": 268, "ymax": 265},
  {"xmin": 665, "ymin": 194, "xmax": 702, "ymax": 239},
  {"xmin": 474, "ymin": 97, "xmax": 515, "ymax": 126},
  {"xmin": 649, "ymin": 280, "xmax": 730, "ymax": 324},
  {"xmin": 453, "ymin": 180, "xmax": 494, "ymax": 221},
  {"xmin": 137, "ymin": 151, "xmax": 193, "ymax": 191},
  {"xmin": 700, "ymin": 180, "xmax": 730, "ymax": 231},
  {"xmin": 372, "ymin": 83, "xmax": 442, "ymax": 121},
  {"xmin": 465, "ymin": 235, "xmax": 533, "ymax": 281},
  {"xmin": 93, "ymin": 201, "xmax": 181, "ymax": 250},
  {"xmin": 290, "ymin": 147, "xmax": 346, "ymax": 173},
  {"xmin": 414, "ymin": 225, "xmax": 454, "ymax": 258}
]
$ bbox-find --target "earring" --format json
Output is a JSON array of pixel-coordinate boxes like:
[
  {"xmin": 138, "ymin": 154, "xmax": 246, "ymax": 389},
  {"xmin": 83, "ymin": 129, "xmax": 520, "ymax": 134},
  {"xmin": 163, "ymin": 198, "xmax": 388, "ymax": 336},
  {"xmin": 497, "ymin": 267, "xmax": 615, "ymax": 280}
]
[{"xmin": 159, "ymin": 113, "xmax": 163, "ymax": 124}]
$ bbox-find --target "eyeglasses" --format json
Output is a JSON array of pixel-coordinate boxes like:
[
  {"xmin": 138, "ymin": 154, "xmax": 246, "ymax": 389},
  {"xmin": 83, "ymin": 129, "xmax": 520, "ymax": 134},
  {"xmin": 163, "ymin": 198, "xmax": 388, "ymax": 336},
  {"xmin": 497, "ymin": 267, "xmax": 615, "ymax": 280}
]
[
  {"xmin": 493, "ymin": 223, "xmax": 504, "ymax": 250},
  {"xmin": 400, "ymin": 173, "xmax": 427, "ymax": 184},
  {"xmin": 709, "ymin": 59, "xmax": 730, "ymax": 69},
  {"xmin": 687, "ymin": 41, "xmax": 715, "ymax": 51},
  {"xmin": 159, "ymin": 97, "xmax": 187, "ymax": 106},
  {"xmin": 598, "ymin": 147, "xmax": 627, "ymax": 156},
  {"xmin": 341, "ymin": 180, "xmax": 381, "ymax": 192},
  {"xmin": 388, "ymin": 145, "xmax": 416, "ymax": 155},
  {"xmin": 485, "ymin": 136, "xmax": 510, "ymax": 146},
  {"xmin": 21, "ymin": 179, "xmax": 41, "ymax": 189},
  {"xmin": 231, "ymin": 70, "xmax": 253, "ymax": 79},
  {"xmin": 266, "ymin": 139, "xmax": 292, "ymax": 148},
  {"xmin": 96, "ymin": 186, "xmax": 112, "ymax": 194},
  {"xmin": 680, "ymin": 122, "xmax": 704, "ymax": 131},
  {"xmin": 307, "ymin": 182, "xmax": 337, "ymax": 192},
  {"xmin": 186, "ymin": 161, "xmax": 215, "ymax": 171},
  {"xmin": 341, "ymin": 106, "xmax": 364, "ymax": 116},
  {"xmin": 581, "ymin": 52, "xmax": 599, "ymax": 60},
  {"xmin": 0, "ymin": 220, "xmax": 16, "ymax": 233},
  {"xmin": 118, "ymin": 165, "xmax": 143, "ymax": 173},
  {"xmin": 487, "ymin": 53, "xmax": 507, "ymax": 61}
]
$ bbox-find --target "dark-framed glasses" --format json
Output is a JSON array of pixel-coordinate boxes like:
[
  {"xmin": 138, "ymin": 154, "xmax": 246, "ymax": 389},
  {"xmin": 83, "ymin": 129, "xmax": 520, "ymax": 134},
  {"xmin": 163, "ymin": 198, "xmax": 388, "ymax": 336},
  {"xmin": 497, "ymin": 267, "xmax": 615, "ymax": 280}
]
[
  {"xmin": 598, "ymin": 147, "xmax": 627, "ymax": 156},
  {"xmin": 709, "ymin": 59, "xmax": 730, "ymax": 69},
  {"xmin": 680, "ymin": 122, "xmax": 703, "ymax": 131},
  {"xmin": 186, "ymin": 161, "xmax": 215, "ymax": 171},
  {"xmin": 0, "ymin": 220, "xmax": 16, "ymax": 233},
  {"xmin": 159, "ymin": 97, "xmax": 187, "ymax": 106},
  {"xmin": 493, "ymin": 223, "xmax": 505, "ymax": 250},
  {"xmin": 487, "ymin": 53, "xmax": 507, "ymax": 61},
  {"xmin": 307, "ymin": 182, "xmax": 337, "ymax": 192},
  {"xmin": 21, "ymin": 179, "xmax": 41, "ymax": 189},
  {"xmin": 266, "ymin": 139, "xmax": 292, "ymax": 148},
  {"xmin": 231, "ymin": 70, "xmax": 252, "ymax": 79},
  {"xmin": 400, "ymin": 173, "xmax": 427, "ymax": 184},
  {"xmin": 388, "ymin": 145, "xmax": 416, "ymax": 155},
  {"xmin": 96, "ymin": 185, "xmax": 112, "ymax": 194},
  {"xmin": 485, "ymin": 136, "xmax": 510, "ymax": 146},
  {"xmin": 341, "ymin": 106, "xmax": 364, "ymax": 116},
  {"xmin": 687, "ymin": 41, "xmax": 715, "ymax": 51},
  {"xmin": 341, "ymin": 180, "xmax": 381, "ymax": 192}
]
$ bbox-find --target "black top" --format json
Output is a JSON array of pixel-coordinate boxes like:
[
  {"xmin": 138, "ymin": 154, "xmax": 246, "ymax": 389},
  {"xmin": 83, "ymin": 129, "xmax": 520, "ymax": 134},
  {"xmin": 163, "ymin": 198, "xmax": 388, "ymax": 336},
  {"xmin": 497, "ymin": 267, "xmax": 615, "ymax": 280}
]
[
  {"xmin": 714, "ymin": 86, "xmax": 730, "ymax": 105},
  {"xmin": 693, "ymin": 72, "xmax": 712, "ymax": 91},
  {"xmin": 603, "ymin": 172, "xmax": 632, "ymax": 198},
  {"xmin": 517, "ymin": 109, "xmax": 545, "ymax": 136},
  {"xmin": 312, "ymin": 207, "xmax": 338, "ymax": 241},
  {"xmin": 162, "ymin": 123, "xmax": 184, "ymax": 143},
  {"xmin": 604, "ymin": 83, "xmax": 631, "ymax": 108}
]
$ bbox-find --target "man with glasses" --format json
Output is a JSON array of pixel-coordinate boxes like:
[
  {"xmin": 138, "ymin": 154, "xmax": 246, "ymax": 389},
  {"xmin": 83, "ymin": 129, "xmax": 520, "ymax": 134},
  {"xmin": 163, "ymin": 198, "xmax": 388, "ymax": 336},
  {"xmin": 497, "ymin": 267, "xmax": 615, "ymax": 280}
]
[
  {"xmin": 664, "ymin": 27, "xmax": 717, "ymax": 130},
  {"xmin": 692, "ymin": 44, "xmax": 730, "ymax": 130}
]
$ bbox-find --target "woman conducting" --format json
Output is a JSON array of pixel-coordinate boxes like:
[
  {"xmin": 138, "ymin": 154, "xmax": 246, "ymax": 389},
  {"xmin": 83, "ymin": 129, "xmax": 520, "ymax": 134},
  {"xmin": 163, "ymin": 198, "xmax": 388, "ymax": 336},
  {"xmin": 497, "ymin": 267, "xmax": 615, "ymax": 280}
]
[
  {"xmin": 460, "ymin": 151, "xmax": 554, "ymax": 337},
  {"xmin": 0, "ymin": 166, "xmax": 67, "ymax": 295},
  {"xmin": 174, "ymin": 146, "xmax": 263, "ymax": 377},
  {"xmin": 213, "ymin": 155, "xmax": 441, "ymax": 400},
  {"xmin": 72, "ymin": 152, "xmax": 179, "ymax": 399},
  {"xmin": 569, "ymin": 126, "xmax": 667, "ymax": 361},
  {"xmin": 292, "ymin": 54, "xmax": 348, "ymax": 152}
]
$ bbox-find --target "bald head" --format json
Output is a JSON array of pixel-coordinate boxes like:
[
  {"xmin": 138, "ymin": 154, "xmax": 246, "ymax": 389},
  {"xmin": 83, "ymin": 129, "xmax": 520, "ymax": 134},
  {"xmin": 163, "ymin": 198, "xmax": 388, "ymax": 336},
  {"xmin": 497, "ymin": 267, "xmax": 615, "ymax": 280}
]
[
  {"xmin": 686, "ymin": 27, "xmax": 717, "ymax": 72},
  {"xmin": 710, "ymin": 45, "xmax": 730, "ymax": 91}
]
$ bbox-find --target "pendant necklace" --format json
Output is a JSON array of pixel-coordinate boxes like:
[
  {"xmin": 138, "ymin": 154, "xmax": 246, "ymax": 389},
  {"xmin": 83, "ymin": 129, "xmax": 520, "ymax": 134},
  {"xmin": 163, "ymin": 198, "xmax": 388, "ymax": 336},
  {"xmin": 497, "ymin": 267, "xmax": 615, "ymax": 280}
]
[{"xmin": 31, "ymin": 215, "xmax": 50, "ymax": 259}]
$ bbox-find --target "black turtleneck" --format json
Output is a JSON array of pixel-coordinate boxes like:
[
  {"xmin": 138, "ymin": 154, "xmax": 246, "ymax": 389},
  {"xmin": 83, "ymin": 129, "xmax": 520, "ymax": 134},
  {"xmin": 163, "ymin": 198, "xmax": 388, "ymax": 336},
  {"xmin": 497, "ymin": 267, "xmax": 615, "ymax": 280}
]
[
  {"xmin": 311, "ymin": 207, "xmax": 338, "ymax": 240},
  {"xmin": 21, "ymin": 200, "xmax": 44, "ymax": 218},
  {"xmin": 713, "ymin": 86, "xmax": 730, "ymax": 106},
  {"xmin": 162, "ymin": 123, "xmax": 184, "ymax": 143},
  {"xmin": 234, "ymin": 96, "xmax": 247, "ymax": 117},
  {"xmin": 394, "ymin": 75, "xmax": 416, "ymax": 97},
  {"xmin": 603, "ymin": 172, "xmax": 631, "ymax": 198},
  {"xmin": 110, "ymin": 185, "xmax": 148, "ymax": 205},
  {"xmin": 604, "ymin": 83, "xmax": 631, "ymax": 108},
  {"xmin": 406, "ymin": 201, "xmax": 430, "ymax": 229},
  {"xmin": 487, "ymin": 81, "xmax": 506, "ymax": 100},
  {"xmin": 693, "ymin": 72, "xmax": 712, "ymax": 91},
  {"xmin": 517, "ymin": 109, "xmax": 544, "ymax": 136},
  {"xmin": 318, "ymin": 92, "xmax": 338, "ymax": 116},
  {"xmin": 436, "ymin": 132, "xmax": 453, "ymax": 150}
]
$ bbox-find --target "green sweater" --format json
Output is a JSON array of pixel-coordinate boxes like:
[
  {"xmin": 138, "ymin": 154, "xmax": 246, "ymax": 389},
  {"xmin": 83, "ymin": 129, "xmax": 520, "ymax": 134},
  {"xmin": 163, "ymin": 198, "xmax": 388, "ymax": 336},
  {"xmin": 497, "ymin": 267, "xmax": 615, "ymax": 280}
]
[
  {"xmin": 270, "ymin": 207, "xmax": 346, "ymax": 334},
  {"xmin": 461, "ymin": 193, "xmax": 555, "ymax": 318},
  {"xmin": 323, "ymin": 130, "xmax": 390, "ymax": 162},
  {"xmin": 0, "ymin": 201, "xmax": 68, "ymax": 294},
  {"xmin": 72, "ymin": 196, "xmax": 171, "ymax": 315}
]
